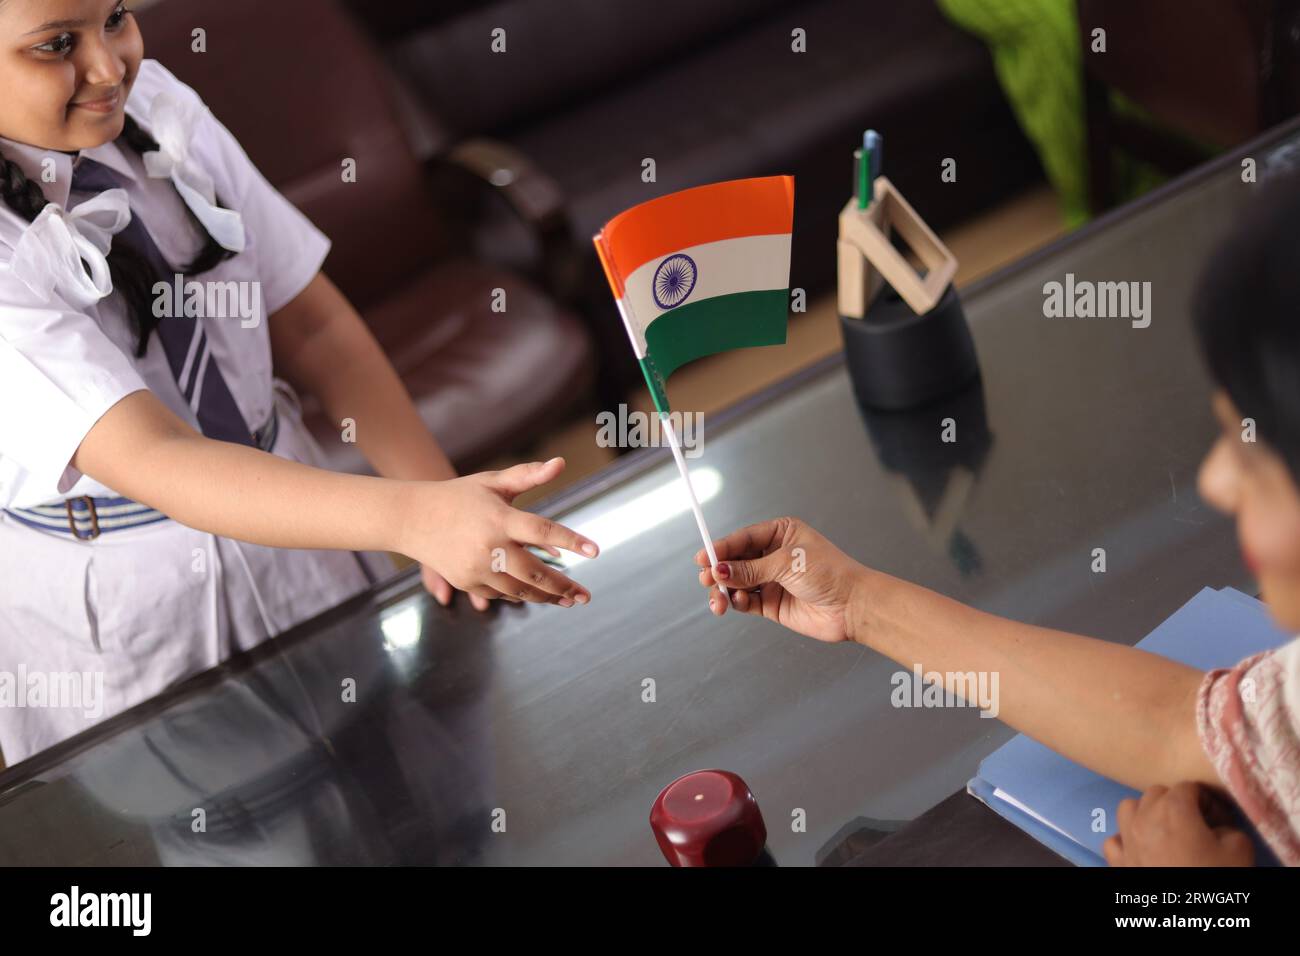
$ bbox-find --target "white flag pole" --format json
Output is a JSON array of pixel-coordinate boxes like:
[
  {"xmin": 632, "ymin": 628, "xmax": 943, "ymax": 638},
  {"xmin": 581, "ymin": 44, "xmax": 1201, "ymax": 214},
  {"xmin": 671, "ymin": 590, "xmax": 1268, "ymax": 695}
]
[
  {"xmin": 600, "ymin": 280, "xmax": 728, "ymax": 602},
  {"xmin": 659, "ymin": 411, "xmax": 728, "ymax": 601}
]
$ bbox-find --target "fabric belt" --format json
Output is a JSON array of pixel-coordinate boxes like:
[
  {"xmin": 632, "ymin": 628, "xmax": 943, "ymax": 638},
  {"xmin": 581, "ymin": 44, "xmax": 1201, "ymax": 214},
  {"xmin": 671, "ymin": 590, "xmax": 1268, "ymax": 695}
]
[{"xmin": 4, "ymin": 410, "xmax": 279, "ymax": 540}]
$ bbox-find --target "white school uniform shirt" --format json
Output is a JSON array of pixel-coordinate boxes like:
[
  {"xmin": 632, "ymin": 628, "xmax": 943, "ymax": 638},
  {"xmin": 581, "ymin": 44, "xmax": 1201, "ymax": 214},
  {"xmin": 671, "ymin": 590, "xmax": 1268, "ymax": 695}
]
[
  {"xmin": 0, "ymin": 60, "xmax": 385, "ymax": 766},
  {"xmin": 0, "ymin": 59, "xmax": 326, "ymax": 507}
]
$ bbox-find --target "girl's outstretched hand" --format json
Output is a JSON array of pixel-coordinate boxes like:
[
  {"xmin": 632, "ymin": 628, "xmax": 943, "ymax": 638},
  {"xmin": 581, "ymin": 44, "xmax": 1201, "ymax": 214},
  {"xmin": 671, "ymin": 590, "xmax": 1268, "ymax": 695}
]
[
  {"xmin": 695, "ymin": 516, "xmax": 866, "ymax": 643},
  {"xmin": 420, "ymin": 565, "xmax": 490, "ymax": 610},
  {"xmin": 404, "ymin": 457, "xmax": 598, "ymax": 608}
]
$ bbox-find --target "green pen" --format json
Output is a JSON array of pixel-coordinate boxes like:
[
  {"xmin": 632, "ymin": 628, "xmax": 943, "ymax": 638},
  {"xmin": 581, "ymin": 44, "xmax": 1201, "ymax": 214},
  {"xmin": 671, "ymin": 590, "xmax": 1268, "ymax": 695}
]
[{"xmin": 856, "ymin": 148, "xmax": 869, "ymax": 210}]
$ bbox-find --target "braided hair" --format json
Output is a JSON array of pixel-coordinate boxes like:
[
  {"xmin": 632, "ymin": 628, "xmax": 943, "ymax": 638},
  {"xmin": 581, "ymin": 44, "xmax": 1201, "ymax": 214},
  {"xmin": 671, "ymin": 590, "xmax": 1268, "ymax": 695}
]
[{"xmin": 0, "ymin": 114, "xmax": 236, "ymax": 356}]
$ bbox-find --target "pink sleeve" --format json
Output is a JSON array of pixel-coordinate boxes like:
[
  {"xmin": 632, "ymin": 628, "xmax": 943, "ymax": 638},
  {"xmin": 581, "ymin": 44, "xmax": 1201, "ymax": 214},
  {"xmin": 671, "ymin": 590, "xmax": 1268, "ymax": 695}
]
[{"xmin": 1197, "ymin": 638, "xmax": 1300, "ymax": 865}]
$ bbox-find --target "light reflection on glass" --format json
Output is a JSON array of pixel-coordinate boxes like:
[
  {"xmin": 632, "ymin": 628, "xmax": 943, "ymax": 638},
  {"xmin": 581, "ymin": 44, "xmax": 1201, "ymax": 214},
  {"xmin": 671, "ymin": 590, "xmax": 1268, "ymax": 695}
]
[
  {"xmin": 561, "ymin": 466, "xmax": 723, "ymax": 567},
  {"xmin": 380, "ymin": 601, "xmax": 424, "ymax": 653}
]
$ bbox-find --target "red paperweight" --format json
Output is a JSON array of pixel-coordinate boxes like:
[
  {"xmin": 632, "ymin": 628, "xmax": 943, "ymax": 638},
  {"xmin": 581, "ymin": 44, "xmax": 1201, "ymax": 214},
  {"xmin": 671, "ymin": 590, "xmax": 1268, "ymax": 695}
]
[{"xmin": 649, "ymin": 769, "xmax": 768, "ymax": 866}]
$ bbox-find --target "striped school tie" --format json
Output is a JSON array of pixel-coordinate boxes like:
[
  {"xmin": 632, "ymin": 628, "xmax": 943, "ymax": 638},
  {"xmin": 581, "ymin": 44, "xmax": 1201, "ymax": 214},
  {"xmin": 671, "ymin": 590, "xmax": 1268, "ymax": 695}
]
[{"xmin": 70, "ymin": 158, "xmax": 255, "ymax": 446}]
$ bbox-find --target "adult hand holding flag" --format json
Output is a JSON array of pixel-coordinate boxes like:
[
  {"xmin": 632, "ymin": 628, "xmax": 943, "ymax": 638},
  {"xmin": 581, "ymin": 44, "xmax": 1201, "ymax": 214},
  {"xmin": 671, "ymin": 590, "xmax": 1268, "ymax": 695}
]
[{"xmin": 593, "ymin": 176, "xmax": 795, "ymax": 604}]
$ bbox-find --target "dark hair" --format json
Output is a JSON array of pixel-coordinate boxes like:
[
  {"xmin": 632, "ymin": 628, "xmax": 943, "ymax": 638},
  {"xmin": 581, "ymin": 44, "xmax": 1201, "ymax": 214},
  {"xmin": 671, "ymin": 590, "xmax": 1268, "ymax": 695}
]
[
  {"xmin": 0, "ymin": 114, "xmax": 235, "ymax": 356},
  {"xmin": 1194, "ymin": 166, "xmax": 1300, "ymax": 486}
]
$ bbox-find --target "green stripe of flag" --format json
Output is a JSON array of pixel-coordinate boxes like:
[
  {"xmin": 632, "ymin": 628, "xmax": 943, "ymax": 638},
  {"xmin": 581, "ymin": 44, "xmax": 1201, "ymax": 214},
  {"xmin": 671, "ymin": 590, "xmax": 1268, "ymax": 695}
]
[{"xmin": 637, "ymin": 288, "xmax": 789, "ymax": 414}]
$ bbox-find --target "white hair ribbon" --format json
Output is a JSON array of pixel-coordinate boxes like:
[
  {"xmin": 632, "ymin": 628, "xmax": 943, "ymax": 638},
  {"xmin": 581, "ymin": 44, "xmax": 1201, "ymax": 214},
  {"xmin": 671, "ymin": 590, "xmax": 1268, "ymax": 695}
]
[
  {"xmin": 142, "ymin": 92, "xmax": 246, "ymax": 254},
  {"xmin": 8, "ymin": 190, "xmax": 133, "ymax": 310}
]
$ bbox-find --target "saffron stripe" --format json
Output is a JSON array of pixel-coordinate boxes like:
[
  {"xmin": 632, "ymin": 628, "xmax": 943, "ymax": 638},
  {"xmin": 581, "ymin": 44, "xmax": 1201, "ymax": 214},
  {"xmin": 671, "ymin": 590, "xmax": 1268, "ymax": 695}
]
[{"xmin": 593, "ymin": 176, "xmax": 794, "ymax": 294}]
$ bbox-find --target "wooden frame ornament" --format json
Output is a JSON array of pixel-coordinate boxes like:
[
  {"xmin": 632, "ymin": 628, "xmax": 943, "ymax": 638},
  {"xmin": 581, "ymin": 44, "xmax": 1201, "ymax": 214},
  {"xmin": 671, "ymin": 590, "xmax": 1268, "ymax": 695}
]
[{"xmin": 837, "ymin": 176, "xmax": 958, "ymax": 318}]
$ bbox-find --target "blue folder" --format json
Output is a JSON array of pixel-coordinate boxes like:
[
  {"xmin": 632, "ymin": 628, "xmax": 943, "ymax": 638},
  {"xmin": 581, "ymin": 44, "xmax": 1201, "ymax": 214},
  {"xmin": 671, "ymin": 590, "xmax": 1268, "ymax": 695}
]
[{"xmin": 967, "ymin": 587, "xmax": 1291, "ymax": 866}]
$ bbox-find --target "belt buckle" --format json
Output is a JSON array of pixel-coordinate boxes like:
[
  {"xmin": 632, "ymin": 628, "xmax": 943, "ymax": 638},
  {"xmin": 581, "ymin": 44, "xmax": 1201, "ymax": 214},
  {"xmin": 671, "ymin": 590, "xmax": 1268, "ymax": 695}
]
[{"xmin": 65, "ymin": 496, "xmax": 100, "ymax": 540}]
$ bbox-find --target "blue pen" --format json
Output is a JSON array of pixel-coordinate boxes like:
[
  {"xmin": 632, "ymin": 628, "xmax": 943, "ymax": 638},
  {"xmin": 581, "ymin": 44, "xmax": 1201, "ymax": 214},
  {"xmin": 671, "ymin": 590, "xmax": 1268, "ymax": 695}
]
[{"xmin": 864, "ymin": 129, "xmax": 882, "ymax": 187}]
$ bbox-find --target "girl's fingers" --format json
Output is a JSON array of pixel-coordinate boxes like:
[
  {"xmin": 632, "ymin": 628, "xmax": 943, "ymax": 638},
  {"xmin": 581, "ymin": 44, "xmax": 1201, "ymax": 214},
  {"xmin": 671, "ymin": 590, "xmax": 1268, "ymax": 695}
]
[
  {"xmin": 695, "ymin": 519, "xmax": 785, "ymax": 566},
  {"xmin": 487, "ymin": 572, "xmax": 559, "ymax": 605},
  {"xmin": 707, "ymin": 585, "xmax": 729, "ymax": 616},
  {"xmin": 469, "ymin": 586, "xmax": 516, "ymax": 605},
  {"xmin": 488, "ymin": 458, "xmax": 567, "ymax": 499},
  {"xmin": 420, "ymin": 566, "xmax": 453, "ymax": 606},
  {"xmin": 510, "ymin": 512, "xmax": 599, "ymax": 559},
  {"xmin": 506, "ymin": 547, "xmax": 589, "ymax": 604},
  {"xmin": 469, "ymin": 593, "xmax": 492, "ymax": 612}
]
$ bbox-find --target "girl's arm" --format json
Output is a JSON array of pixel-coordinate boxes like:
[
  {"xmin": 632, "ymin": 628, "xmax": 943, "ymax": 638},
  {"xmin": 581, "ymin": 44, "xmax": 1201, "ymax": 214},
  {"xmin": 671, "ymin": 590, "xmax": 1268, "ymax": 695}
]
[
  {"xmin": 267, "ymin": 273, "xmax": 456, "ymax": 482},
  {"xmin": 73, "ymin": 391, "xmax": 597, "ymax": 606},
  {"xmin": 698, "ymin": 518, "xmax": 1217, "ymax": 793},
  {"xmin": 267, "ymin": 272, "xmax": 504, "ymax": 607}
]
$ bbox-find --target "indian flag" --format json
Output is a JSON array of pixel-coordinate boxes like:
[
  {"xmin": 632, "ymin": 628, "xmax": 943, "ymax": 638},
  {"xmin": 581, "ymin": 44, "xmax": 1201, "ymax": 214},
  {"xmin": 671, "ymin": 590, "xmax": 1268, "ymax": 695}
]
[{"xmin": 593, "ymin": 176, "xmax": 795, "ymax": 413}]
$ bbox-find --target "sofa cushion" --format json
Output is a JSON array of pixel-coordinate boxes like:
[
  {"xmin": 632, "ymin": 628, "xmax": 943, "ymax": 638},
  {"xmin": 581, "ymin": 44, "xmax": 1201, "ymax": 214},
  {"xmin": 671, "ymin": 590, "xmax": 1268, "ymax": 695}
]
[
  {"xmin": 389, "ymin": 0, "xmax": 793, "ymax": 134},
  {"xmin": 142, "ymin": 0, "xmax": 450, "ymax": 310},
  {"xmin": 302, "ymin": 259, "xmax": 594, "ymax": 471}
]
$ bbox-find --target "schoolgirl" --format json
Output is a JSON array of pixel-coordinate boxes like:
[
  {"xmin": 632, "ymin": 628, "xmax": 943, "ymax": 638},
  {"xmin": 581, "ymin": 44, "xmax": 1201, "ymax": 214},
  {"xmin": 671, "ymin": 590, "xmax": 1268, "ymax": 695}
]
[{"xmin": 0, "ymin": 0, "xmax": 598, "ymax": 764}]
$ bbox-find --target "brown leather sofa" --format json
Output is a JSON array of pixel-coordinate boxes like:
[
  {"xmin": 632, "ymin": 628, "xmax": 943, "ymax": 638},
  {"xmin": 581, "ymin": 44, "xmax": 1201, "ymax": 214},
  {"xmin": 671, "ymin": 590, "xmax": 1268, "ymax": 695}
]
[
  {"xmin": 137, "ymin": 0, "xmax": 595, "ymax": 472},
  {"xmin": 345, "ymin": 0, "xmax": 1044, "ymax": 397}
]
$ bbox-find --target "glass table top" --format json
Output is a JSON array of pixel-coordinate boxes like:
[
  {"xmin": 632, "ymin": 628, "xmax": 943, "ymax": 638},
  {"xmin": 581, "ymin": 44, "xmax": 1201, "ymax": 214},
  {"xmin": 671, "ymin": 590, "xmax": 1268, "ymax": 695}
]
[{"xmin": 2, "ymin": 124, "xmax": 1294, "ymax": 867}]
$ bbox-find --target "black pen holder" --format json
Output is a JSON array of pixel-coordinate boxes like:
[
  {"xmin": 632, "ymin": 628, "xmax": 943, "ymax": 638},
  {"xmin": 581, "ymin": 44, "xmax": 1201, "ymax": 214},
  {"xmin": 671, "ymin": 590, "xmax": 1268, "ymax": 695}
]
[{"xmin": 839, "ymin": 283, "xmax": 978, "ymax": 410}]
